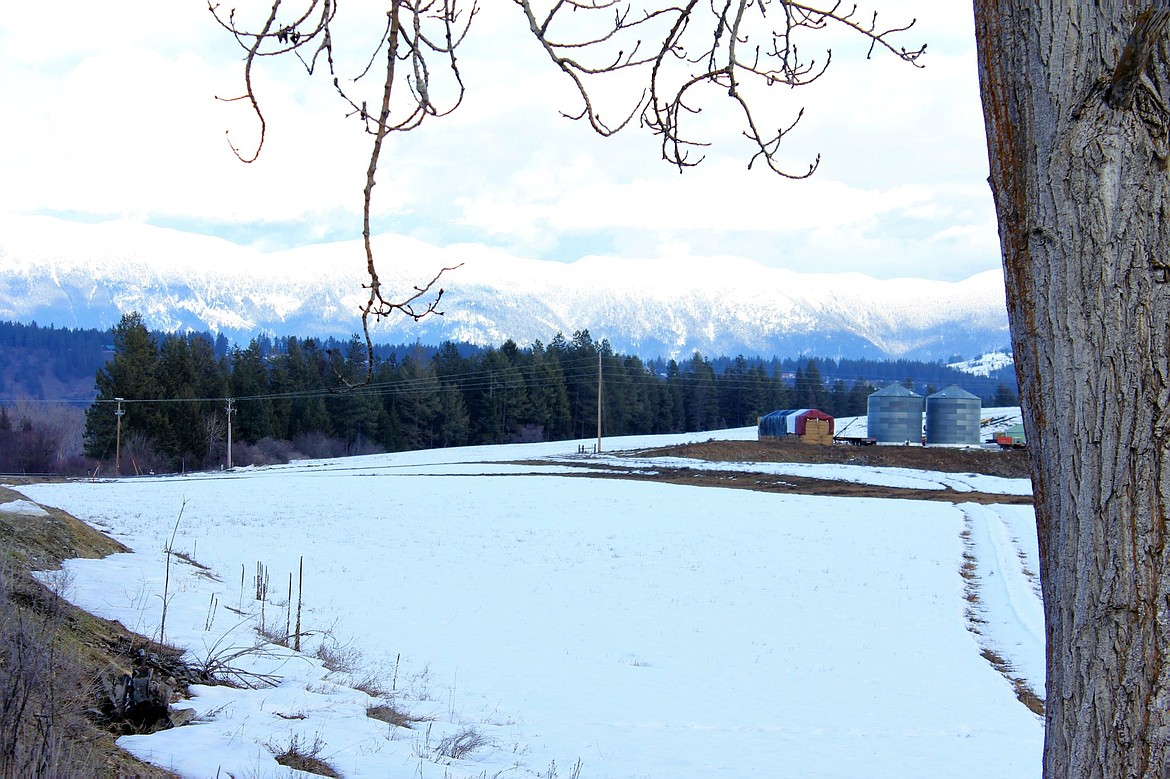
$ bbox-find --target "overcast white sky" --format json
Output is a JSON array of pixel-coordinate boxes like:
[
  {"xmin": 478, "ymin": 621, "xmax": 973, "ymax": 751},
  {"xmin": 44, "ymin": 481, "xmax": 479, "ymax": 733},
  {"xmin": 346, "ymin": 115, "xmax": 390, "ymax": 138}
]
[{"xmin": 0, "ymin": 1, "xmax": 996, "ymax": 282}]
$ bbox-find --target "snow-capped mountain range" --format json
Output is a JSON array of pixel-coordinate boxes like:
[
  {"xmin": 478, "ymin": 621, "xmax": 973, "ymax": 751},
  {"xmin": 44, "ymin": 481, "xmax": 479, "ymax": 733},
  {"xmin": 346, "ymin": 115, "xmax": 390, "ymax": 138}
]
[{"xmin": 0, "ymin": 214, "xmax": 1010, "ymax": 360}]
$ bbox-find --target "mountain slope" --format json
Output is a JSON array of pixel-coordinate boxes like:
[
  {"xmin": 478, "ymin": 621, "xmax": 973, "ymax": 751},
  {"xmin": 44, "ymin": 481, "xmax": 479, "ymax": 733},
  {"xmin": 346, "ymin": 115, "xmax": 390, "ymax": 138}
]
[{"xmin": 0, "ymin": 214, "xmax": 1008, "ymax": 359}]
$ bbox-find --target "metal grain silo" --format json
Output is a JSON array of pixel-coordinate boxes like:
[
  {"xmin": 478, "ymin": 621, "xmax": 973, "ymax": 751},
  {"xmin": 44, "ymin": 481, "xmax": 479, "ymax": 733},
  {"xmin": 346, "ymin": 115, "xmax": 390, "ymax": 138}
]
[
  {"xmin": 867, "ymin": 384, "xmax": 924, "ymax": 444},
  {"xmin": 925, "ymin": 385, "xmax": 982, "ymax": 446}
]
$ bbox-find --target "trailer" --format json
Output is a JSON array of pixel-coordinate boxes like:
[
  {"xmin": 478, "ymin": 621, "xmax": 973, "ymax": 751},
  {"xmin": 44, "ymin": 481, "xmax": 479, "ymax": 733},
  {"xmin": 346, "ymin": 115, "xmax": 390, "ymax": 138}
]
[
  {"xmin": 835, "ymin": 436, "xmax": 877, "ymax": 446},
  {"xmin": 993, "ymin": 423, "xmax": 1027, "ymax": 449}
]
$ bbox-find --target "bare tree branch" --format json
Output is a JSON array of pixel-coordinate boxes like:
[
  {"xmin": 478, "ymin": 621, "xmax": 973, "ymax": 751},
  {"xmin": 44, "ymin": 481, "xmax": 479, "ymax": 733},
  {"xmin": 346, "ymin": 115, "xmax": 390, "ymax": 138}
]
[
  {"xmin": 516, "ymin": 0, "xmax": 925, "ymax": 176},
  {"xmin": 212, "ymin": 0, "xmax": 475, "ymax": 385},
  {"xmin": 211, "ymin": 0, "xmax": 922, "ymax": 383}
]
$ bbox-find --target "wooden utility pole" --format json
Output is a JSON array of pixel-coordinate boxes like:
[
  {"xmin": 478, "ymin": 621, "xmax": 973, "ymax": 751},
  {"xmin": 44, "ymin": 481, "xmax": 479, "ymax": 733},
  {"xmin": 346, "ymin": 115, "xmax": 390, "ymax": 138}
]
[
  {"xmin": 225, "ymin": 398, "xmax": 235, "ymax": 469},
  {"xmin": 114, "ymin": 398, "xmax": 125, "ymax": 476},
  {"xmin": 596, "ymin": 350, "xmax": 602, "ymax": 453}
]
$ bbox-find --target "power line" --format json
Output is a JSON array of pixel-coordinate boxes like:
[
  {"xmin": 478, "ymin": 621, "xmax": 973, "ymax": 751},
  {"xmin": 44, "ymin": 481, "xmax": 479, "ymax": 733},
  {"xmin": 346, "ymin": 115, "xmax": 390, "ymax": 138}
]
[{"xmin": 3, "ymin": 349, "xmax": 1012, "ymax": 409}]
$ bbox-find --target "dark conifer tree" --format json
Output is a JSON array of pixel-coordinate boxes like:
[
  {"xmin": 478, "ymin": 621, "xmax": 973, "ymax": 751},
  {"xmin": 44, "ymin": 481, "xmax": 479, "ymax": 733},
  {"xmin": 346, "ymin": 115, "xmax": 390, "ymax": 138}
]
[
  {"xmin": 282, "ymin": 337, "xmax": 331, "ymax": 439},
  {"xmin": 718, "ymin": 355, "xmax": 752, "ymax": 427},
  {"xmin": 663, "ymin": 359, "xmax": 686, "ymax": 433},
  {"xmin": 230, "ymin": 340, "xmax": 273, "ymax": 443},
  {"xmin": 795, "ymin": 358, "xmax": 828, "ymax": 410},
  {"xmin": 562, "ymin": 330, "xmax": 600, "ymax": 440},
  {"xmin": 84, "ymin": 312, "xmax": 164, "ymax": 461},
  {"xmin": 529, "ymin": 341, "xmax": 572, "ymax": 441},
  {"xmin": 435, "ymin": 383, "xmax": 470, "ymax": 447},
  {"xmin": 325, "ymin": 337, "xmax": 381, "ymax": 452},
  {"xmin": 683, "ymin": 353, "xmax": 720, "ymax": 431},
  {"xmin": 394, "ymin": 351, "xmax": 442, "ymax": 449}
]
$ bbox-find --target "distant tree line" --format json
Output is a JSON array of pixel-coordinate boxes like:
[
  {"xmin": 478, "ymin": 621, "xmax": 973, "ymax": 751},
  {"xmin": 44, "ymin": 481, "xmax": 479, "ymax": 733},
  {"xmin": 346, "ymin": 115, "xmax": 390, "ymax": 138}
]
[
  {"xmin": 78, "ymin": 314, "xmax": 786, "ymax": 472},
  {"xmin": 0, "ymin": 317, "xmax": 1018, "ymax": 474},
  {"xmin": 0, "ymin": 405, "xmax": 64, "ymax": 474},
  {"xmin": 0, "ymin": 320, "xmax": 114, "ymax": 401}
]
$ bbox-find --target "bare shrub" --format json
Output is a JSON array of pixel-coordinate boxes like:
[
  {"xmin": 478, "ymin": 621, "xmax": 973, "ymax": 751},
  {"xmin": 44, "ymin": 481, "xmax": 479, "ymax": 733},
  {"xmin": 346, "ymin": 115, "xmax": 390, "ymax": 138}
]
[
  {"xmin": 545, "ymin": 758, "xmax": 585, "ymax": 779},
  {"xmin": 352, "ymin": 670, "xmax": 389, "ymax": 699},
  {"xmin": 232, "ymin": 437, "xmax": 297, "ymax": 467},
  {"xmin": 309, "ymin": 635, "xmax": 395, "ymax": 698},
  {"xmin": 0, "ymin": 401, "xmax": 87, "ymax": 474},
  {"xmin": 58, "ymin": 454, "xmax": 99, "ymax": 478},
  {"xmin": 0, "ymin": 415, "xmax": 59, "ymax": 474},
  {"xmin": 291, "ymin": 432, "xmax": 348, "ymax": 461},
  {"xmin": 267, "ymin": 733, "xmax": 339, "ymax": 778},
  {"xmin": 191, "ymin": 631, "xmax": 282, "ymax": 689},
  {"xmin": 509, "ymin": 424, "xmax": 546, "ymax": 445},
  {"xmin": 345, "ymin": 437, "xmax": 385, "ymax": 457},
  {"xmin": 312, "ymin": 636, "xmax": 362, "ymax": 675},
  {"xmin": 0, "ymin": 564, "xmax": 99, "ymax": 776},
  {"xmin": 366, "ymin": 701, "xmax": 424, "ymax": 729},
  {"xmin": 9, "ymin": 400, "xmax": 86, "ymax": 462},
  {"xmin": 435, "ymin": 725, "xmax": 495, "ymax": 761},
  {"xmin": 120, "ymin": 430, "xmax": 167, "ymax": 475},
  {"xmin": 256, "ymin": 622, "xmax": 291, "ymax": 648}
]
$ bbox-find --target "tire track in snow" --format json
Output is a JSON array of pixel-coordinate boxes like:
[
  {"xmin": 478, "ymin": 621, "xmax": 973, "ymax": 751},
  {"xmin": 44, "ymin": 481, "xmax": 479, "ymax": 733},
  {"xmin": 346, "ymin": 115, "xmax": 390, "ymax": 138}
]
[{"xmin": 959, "ymin": 503, "xmax": 1045, "ymax": 716}]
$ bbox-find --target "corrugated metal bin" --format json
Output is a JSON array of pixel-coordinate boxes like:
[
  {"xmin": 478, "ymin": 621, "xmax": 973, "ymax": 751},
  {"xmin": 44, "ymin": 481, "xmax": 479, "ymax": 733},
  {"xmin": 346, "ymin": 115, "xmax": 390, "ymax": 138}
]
[
  {"xmin": 925, "ymin": 385, "xmax": 982, "ymax": 445},
  {"xmin": 867, "ymin": 384, "xmax": 924, "ymax": 444}
]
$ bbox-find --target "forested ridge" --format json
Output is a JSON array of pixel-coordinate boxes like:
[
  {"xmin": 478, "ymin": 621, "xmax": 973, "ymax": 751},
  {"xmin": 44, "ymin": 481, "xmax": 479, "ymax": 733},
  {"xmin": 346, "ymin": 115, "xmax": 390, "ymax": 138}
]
[
  {"xmin": 0, "ymin": 317, "xmax": 1017, "ymax": 474},
  {"xmin": 0, "ymin": 321, "xmax": 114, "ymax": 402}
]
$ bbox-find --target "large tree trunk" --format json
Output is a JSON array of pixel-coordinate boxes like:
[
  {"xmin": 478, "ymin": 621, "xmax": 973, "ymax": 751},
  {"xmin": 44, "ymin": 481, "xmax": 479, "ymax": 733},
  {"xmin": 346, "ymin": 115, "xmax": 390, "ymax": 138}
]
[{"xmin": 974, "ymin": 2, "xmax": 1170, "ymax": 776}]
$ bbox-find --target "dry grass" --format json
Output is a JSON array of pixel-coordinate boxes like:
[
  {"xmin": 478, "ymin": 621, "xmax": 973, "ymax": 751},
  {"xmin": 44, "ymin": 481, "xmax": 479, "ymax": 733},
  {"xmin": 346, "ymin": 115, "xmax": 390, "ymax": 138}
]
[
  {"xmin": 959, "ymin": 513, "xmax": 1045, "ymax": 717},
  {"xmin": 980, "ymin": 648, "xmax": 1046, "ymax": 716},
  {"xmin": 256, "ymin": 621, "xmax": 291, "ymax": 647},
  {"xmin": 269, "ymin": 733, "xmax": 340, "ymax": 777},
  {"xmin": 352, "ymin": 669, "xmax": 390, "ymax": 698},
  {"xmin": 0, "ymin": 487, "xmax": 128, "ymax": 569},
  {"xmin": 434, "ymin": 725, "xmax": 495, "ymax": 760},
  {"xmin": 313, "ymin": 636, "xmax": 362, "ymax": 674},
  {"xmin": 0, "ymin": 567, "xmax": 100, "ymax": 776},
  {"xmin": 0, "ymin": 487, "xmax": 180, "ymax": 777},
  {"xmin": 366, "ymin": 701, "xmax": 427, "ymax": 729},
  {"xmin": 171, "ymin": 550, "xmax": 221, "ymax": 582}
]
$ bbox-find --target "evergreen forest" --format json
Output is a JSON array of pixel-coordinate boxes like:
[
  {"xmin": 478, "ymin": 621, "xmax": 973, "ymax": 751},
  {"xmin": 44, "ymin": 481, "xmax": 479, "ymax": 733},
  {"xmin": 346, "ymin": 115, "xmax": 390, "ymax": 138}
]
[{"xmin": 0, "ymin": 316, "xmax": 1018, "ymax": 474}]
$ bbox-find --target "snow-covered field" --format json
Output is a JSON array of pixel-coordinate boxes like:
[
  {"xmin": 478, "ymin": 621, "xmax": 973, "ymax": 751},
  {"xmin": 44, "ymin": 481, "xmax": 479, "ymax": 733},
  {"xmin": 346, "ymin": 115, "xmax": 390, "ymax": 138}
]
[{"xmin": 11, "ymin": 426, "xmax": 1043, "ymax": 779}]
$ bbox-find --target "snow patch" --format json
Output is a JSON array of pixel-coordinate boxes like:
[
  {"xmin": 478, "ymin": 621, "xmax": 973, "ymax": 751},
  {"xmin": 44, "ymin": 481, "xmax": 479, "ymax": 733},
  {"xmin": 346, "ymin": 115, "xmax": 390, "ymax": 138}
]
[{"xmin": 0, "ymin": 499, "xmax": 50, "ymax": 517}]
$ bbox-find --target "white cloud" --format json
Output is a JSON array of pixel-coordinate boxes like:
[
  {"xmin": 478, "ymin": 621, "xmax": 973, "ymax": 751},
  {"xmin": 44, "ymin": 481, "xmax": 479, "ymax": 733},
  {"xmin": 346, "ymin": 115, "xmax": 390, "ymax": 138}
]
[
  {"xmin": 520, "ymin": 170, "xmax": 925, "ymax": 234},
  {"xmin": 0, "ymin": 0, "xmax": 1000, "ymax": 282}
]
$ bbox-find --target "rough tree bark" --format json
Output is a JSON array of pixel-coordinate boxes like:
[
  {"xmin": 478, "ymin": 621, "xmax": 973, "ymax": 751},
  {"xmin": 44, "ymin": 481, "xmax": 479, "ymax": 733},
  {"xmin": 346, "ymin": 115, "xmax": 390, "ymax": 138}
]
[{"xmin": 974, "ymin": 2, "xmax": 1170, "ymax": 776}]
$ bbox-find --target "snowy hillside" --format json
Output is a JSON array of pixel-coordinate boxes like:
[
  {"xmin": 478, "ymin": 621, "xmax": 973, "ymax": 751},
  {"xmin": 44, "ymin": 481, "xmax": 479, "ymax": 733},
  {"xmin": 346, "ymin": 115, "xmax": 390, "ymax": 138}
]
[
  {"xmin": 949, "ymin": 351, "xmax": 1015, "ymax": 378},
  {"xmin": 12, "ymin": 428, "xmax": 1043, "ymax": 778},
  {"xmin": 0, "ymin": 214, "xmax": 1010, "ymax": 360}
]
